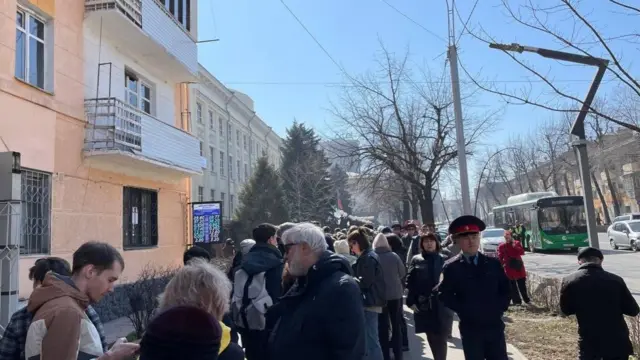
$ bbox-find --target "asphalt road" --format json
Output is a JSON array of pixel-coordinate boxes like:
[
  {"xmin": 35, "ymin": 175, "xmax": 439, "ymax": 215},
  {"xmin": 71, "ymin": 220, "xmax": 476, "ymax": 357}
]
[{"xmin": 524, "ymin": 232, "xmax": 640, "ymax": 301}]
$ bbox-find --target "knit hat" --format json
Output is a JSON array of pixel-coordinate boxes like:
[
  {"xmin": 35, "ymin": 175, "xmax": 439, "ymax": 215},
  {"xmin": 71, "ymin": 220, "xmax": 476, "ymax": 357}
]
[{"xmin": 139, "ymin": 306, "xmax": 222, "ymax": 360}]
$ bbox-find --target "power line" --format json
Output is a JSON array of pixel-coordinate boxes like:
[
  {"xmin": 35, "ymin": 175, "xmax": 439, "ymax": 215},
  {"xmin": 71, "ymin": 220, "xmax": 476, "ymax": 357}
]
[
  {"xmin": 279, "ymin": 0, "xmax": 354, "ymax": 81},
  {"xmin": 380, "ymin": 0, "xmax": 447, "ymax": 43},
  {"xmin": 220, "ymin": 78, "xmax": 618, "ymax": 86}
]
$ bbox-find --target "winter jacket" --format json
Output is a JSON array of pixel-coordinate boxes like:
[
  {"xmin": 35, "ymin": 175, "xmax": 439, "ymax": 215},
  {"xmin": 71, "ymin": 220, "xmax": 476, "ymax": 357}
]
[
  {"xmin": 25, "ymin": 273, "xmax": 104, "ymax": 360},
  {"xmin": 438, "ymin": 253, "xmax": 511, "ymax": 331},
  {"xmin": 402, "ymin": 235, "xmax": 417, "ymax": 263},
  {"xmin": 497, "ymin": 240, "xmax": 527, "ymax": 280},
  {"xmin": 267, "ymin": 252, "xmax": 365, "ymax": 360},
  {"xmin": 218, "ymin": 321, "xmax": 245, "ymax": 360},
  {"xmin": 407, "ymin": 233, "xmax": 441, "ymax": 264},
  {"xmin": 374, "ymin": 247, "xmax": 406, "ymax": 300},
  {"xmin": 325, "ymin": 234, "xmax": 335, "ymax": 252},
  {"xmin": 406, "ymin": 252, "xmax": 452, "ymax": 334},
  {"xmin": 560, "ymin": 263, "xmax": 640, "ymax": 359},
  {"xmin": 240, "ymin": 242, "xmax": 284, "ymax": 303},
  {"xmin": 353, "ymin": 249, "xmax": 387, "ymax": 308}
]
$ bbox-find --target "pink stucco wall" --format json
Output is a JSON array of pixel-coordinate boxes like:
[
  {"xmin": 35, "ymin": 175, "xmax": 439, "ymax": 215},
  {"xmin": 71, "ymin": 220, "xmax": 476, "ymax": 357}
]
[{"xmin": 0, "ymin": 0, "xmax": 190, "ymax": 298}]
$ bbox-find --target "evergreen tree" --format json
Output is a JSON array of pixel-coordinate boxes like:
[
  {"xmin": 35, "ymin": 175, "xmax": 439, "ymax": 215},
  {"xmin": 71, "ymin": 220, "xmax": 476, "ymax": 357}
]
[
  {"xmin": 234, "ymin": 156, "xmax": 289, "ymax": 239},
  {"xmin": 280, "ymin": 121, "xmax": 335, "ymax": 223},
  {"xmin": 330, "ymin": 165, "xmax": 353, "ymax": 215}
]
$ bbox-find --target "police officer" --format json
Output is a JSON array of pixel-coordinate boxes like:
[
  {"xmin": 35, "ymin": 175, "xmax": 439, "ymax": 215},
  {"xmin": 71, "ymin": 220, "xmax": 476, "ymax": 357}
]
[{"xmin": 438, "ymin": 215, "xmax": 511, "ymax": 360}]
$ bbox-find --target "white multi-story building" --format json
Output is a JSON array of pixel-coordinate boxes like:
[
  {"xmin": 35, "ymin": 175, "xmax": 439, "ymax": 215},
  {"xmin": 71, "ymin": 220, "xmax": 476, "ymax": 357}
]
[{"xmin": 191, "ymin": 66, "xmax": 282, "ymax": 220}]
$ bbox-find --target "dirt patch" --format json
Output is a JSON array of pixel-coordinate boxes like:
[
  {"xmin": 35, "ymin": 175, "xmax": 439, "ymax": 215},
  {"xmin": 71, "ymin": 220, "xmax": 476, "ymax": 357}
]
[{"xmin": 504, "ymin": 305, "xmax": 578, "ymax": 360}]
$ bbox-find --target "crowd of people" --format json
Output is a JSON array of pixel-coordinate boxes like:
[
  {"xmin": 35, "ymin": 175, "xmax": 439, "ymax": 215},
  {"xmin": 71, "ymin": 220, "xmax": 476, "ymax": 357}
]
[{"xmin": 0, "ymin": 215, "xmax": 639, "ymax": 360}]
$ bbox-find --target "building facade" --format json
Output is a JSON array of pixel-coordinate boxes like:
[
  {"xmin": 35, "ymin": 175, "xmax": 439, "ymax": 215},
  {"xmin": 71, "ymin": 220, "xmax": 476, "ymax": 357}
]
[
  {"xmin": 2, "ymin": 0, "xmax": 204, "ymax": 297},
  {"xmin": 191, "ymin": 66, "xmax": 282, "ymax": 221}
]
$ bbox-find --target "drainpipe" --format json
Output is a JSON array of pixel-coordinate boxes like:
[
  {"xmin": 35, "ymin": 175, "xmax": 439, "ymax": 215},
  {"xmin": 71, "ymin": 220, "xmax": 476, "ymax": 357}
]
[
  {"xmin": 224, "ymin": 92, "xmax": 237, "ymax": 221},
  {"xmin": 247, "ymin": 112, "xmax": 256, "ymax": 176}
]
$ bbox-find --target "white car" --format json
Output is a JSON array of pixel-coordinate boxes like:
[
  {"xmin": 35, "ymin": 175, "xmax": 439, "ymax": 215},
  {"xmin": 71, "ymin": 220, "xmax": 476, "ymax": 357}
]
[{"xmin": 481, "ymin": 228, "xmax": 506, "ymax": 257}]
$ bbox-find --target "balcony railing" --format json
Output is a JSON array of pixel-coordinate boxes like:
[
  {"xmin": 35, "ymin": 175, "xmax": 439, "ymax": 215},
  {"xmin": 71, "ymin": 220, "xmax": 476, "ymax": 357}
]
[
  {"xmin": 85, "ymin": 0, "xmax": 142, "ymax": 27},
  {"xmin": 85, "ymin": 98, "xmax": 142, "ymax": 151}
]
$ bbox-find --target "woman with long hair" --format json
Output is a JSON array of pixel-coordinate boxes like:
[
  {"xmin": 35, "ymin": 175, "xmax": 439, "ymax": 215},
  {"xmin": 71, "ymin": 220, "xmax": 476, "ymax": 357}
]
[{"xmin": 406, "ymin": 233, "xmax": 452, "ymax": 360}]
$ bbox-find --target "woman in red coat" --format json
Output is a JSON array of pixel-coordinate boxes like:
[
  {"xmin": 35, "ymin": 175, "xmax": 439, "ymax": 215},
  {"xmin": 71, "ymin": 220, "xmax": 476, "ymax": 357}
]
[{"xmin": 497, "ymin": 231, "xmax": 531, "ymax": 305}]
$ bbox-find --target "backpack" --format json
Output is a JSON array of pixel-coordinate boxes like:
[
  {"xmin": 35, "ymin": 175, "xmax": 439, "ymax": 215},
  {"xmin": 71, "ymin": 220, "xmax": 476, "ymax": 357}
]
[{"xmin": 230, "ymin": 268, "xmax": 273, "ymax": 330}]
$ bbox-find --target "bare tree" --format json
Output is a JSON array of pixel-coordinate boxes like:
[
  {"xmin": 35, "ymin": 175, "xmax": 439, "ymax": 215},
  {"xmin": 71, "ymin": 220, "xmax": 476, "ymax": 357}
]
[
  {"xmin": 329, "ymin": 45, "xmax": 497, "ymax": 223},
  {"xmin": 457, "ymin": 0, "xmax": 640, "ymax": 131}
]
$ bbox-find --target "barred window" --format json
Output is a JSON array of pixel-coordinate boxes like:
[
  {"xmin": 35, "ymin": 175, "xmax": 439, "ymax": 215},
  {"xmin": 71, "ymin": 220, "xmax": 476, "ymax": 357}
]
[
  {"xmin": 21, "ymin": 169, "xmax": 51, "ymax": 255},
  {"xmin": 123, "ymin": 187, "xmax": 158, "ymax": 249}
]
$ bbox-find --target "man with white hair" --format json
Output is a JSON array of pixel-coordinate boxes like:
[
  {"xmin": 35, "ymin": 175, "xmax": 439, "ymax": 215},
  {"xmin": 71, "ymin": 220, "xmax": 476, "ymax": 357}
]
[{"xmin": 266, "ymin": 223, "xmax": 365, "ymax": 360}]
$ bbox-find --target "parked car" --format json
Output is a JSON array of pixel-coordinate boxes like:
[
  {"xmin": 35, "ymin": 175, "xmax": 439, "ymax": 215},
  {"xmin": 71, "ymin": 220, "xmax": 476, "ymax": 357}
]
[
  {"xmin": 480, "ymin": 228, "xmax": 506, "ymax": 257},
  {"xmin": 608, "ymin": 220, "xmax": 640, "ymax": 251},
  {"xmin": 607, "ymin": 213, "xmax": 640, "ymax": 233}
]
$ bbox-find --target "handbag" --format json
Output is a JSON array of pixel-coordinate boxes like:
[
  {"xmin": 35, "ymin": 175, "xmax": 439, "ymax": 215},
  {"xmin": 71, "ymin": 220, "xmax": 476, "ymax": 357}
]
[{"xmin": 508, "ymin": 258, "xmax": 523, "ymax": 271}]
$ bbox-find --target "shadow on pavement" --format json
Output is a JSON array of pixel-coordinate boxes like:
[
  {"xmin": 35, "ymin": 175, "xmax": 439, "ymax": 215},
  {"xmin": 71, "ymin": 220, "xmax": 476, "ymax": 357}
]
[{"xmin": 402, "ymin": 307, "xmax": 463, "ymax": 359}]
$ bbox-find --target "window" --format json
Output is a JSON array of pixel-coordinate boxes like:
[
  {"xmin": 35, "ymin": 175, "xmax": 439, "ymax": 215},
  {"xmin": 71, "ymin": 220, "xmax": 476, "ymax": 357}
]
[
  {"xmin": 220, "ymin": 151, "xmax": 225, "ymax": 175},
  {"xmin": 236, "ymin": 130, "xmax": 241, "ymax": 147},
  {"xmin": 196, "ymin": 103, "xmax": 203, "ymax": 123},
  {"xmin": 21, "ymin": 169, "xmax": 51, "ymax": 255},
  {"xmin": 237, "ymin": 160, "xmax": 241, "ymax": 180},
  {"xmin": 197, "ymin": 186, "xmax": 204, "ymax": 202},
  {"xmin": 162, "ymin": 0, "xmax": 191, "ymax": 31},
  {"xmin": 199, "ymin": 141, "xmax": 203, "ymax": 156},
  {"xmin": 125, "ymin": 71, "xmax": 154, "ymax": 114},
  {"xmin": 230, "ymin": 195, "xmax": 235, "ymax": 216},
  {"xmin": 209, "ymin": 146, "xmax": 215, "ymax": 173},
  {"xmin": 15, "ymin": 9, "xmax": 46, "ymax": 90},
  {"xmin": 210, "ymin": 189, "xmax": 215, "ymax": 201},
  {"xmin": 244, "ymin": 163, "xmax": 248, "ymax": 180},
  {"xmin": 123, "ymin": 187, "xmax": 158, "ymax": 248},
  {"xmin": 219, "ymin": 117, "xmax": 224, "ymax": 134},
  {"xmin": 229, "ymin": 155, "xmax": 233, "ymax": 179},
  {"xmin": 243, "ymin": 135, "xmax": 248, "ymax": 150},
  {"xmin": 221, "ymin": 192, "xmax": 226, "ymax": 216},
  {"xmin": 208, "ymin": 110, "xmax": 214, "ymax": 129}
]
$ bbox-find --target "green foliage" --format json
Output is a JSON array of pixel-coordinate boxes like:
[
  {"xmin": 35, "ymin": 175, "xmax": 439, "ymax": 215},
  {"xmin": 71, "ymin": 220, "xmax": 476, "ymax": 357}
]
[
  {"xmin": 280, "ymin": 121, "xmax": 336, "ymax": 223},
  {"xmin": 234, "ymin": 156, "xmax": 289, "ymax": 239}
]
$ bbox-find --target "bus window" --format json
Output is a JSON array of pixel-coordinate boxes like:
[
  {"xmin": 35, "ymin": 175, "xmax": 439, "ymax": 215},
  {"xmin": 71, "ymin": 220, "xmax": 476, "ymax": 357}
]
[{"xmin": 494, "ymin": 210, "xmax": 505, "ymax": 227}]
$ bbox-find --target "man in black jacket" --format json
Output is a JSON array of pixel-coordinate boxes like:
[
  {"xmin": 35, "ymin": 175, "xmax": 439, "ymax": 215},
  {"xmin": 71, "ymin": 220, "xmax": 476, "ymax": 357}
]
[
  {"xmin": 267, "ymin": 223, "xmax": 365, "ymax": 360},
  {"xmin": 560, "ymin": 247, "xmax": 640, "ymax": 360},
  {"xmin": 236, "ymin": 224, "xmax": 284, "ymax": 360},
  {"xmin": 438, "ymin": 215, "xmax": 511, "ymax": 360}
]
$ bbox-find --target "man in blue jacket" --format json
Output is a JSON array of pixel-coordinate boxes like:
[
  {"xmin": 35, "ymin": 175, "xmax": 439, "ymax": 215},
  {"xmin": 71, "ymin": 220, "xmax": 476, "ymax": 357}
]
[{"xmin": 438, "ymin": 215, "xmax": 511, "ymax": 360}]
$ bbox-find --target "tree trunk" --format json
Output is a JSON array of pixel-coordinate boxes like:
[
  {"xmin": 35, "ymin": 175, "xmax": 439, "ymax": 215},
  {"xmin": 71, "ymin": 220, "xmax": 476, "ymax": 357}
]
[
  {"xmin": 591, "ymin": 172, "xmax": 611, "ymax": 224},
  {"xmin": 410, "ymin": 184, "xmax": 420, "ymax": 220},
  {"xmin": 419, "ymin": 191, "xmax": 435, "ymax": 224},
  {"xmin": 402, "ymin": 190, "xmax": 411, "ymax": 221},
  {"xmin": 604, "ymin": 168, "xmax": 621, "ymax": 217},
  {"xmin": 563, "ymin": 172, "xmax": 572, "ymax": 195}
]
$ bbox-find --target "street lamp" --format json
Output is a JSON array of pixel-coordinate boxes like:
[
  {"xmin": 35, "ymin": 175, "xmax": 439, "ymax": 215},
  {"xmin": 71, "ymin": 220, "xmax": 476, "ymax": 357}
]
[{"xmin": 489, "ymin": 42, "xmax": 609, "ymax": 248}]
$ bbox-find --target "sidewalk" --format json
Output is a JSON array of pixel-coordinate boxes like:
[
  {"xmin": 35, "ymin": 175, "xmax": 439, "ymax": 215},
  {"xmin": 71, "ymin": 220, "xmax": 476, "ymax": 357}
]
[
  {"xmin": 103, "ymin": 316, "xmax": 134, "ymax": 344},
  {"xmin": 404, "ymin": 305, "xmax": 527, "ymax": 360}
]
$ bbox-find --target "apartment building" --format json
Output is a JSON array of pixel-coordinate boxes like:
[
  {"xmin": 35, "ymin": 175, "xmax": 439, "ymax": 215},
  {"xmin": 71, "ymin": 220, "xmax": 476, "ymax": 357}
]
[
  {"xmin": 191, "ymin": 66, "xmax": 282, "ymax": 221},
  {"xmin": 0, "ymin": 0, "xmax": 204, "ymax": 297}
]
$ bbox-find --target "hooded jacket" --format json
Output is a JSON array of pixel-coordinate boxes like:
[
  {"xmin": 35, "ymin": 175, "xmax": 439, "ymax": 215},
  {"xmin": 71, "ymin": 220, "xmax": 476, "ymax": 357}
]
[
  {"xmin": 267, "ymin": 251, "xmax": 365, "ymax": 360},
  {"xmin": 240, "ymin": 242, "xmax": 284, "ymax": 303},
  {"xmin": 25, "ymin": 273, "xmax": 103, "ymax": 360}
]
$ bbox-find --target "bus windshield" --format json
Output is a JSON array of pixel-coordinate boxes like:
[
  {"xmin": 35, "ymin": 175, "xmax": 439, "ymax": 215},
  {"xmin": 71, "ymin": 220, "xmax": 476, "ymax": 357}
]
[{"xmin": 538, "ymin": 205, "xmax": 587, "ymax": 235}]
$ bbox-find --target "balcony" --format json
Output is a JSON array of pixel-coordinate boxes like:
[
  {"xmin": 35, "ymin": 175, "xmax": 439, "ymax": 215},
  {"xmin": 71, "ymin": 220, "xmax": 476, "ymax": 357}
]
[
  {"xmin": 85, "ymin": 0, "xmax": 198, "ymax": 82},
  {"xmin": 84, "ymin": 98, "xmax": 205, "ymax": 181}
]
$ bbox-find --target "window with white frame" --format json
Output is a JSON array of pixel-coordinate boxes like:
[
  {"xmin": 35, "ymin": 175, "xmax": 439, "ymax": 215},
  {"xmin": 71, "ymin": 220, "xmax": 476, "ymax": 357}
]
[
  {"xmin": 208, "ymin": 110, "xmax": 214, "ymax": 130},
  {"xmin": 229, "ymin": 155, "xmax": 233, "ymax": 179},
  {"xmin": 197, "ymin": 186, "xmax": 204, "ymax": 202},
  {"xmin": 196, "ymin": 103, "xmax": 203, "ymax": 123},
  {"xmin": 209, "ymin": 146, "xmax": 215, "ymax": 173},
  {"xmin": 244, "ymin": 163, "xmax": 248, "ymax": 180},
  {"xmin": 15, "ymin": 8, "xmax": 47, "ymax": 90},
  {"xmin": 219, "ymin": 117, "xmax": 224, "ymax": 134},
  {"xmin": 220, "ymin": 151, "xmax": 225, "ymax": 175},
  {"xmin": 125, "ymin": 70, "xmax": 153, "ymax": 115},
  {"xmin": 230, "ymin": 194, "xmax": 235, "ymax": 216},
  {"xmin": 236, "ymin": 130, "xmax": 241, "ymax": 147},
  {"xmin": 243, "ymin": 135, "xmax": 248, "ymax": 151},
  {"xmin": 210, "ymin": 189, "xmax": 215, "ymax": 201},
  {"xmin": 236, "ymin": 160, "xmax": 241, "ymax": 181},
  {"xmin": 199, "ymin": 141, "xmax": 203, "ymax": 156}
]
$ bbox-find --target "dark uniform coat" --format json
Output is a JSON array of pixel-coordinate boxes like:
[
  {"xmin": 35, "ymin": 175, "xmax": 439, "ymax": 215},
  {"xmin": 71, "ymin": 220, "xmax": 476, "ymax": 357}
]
[
  {"xmin": 406, "ymin": 252, "xmax": 452, "ymax": 334},
  {"xmin": 438, "ymin": 253, "xmax": 511, "ymax": 360},
  {"xmin": 560, "ymin": 263, "xmax": 640, "ymax": 359}
]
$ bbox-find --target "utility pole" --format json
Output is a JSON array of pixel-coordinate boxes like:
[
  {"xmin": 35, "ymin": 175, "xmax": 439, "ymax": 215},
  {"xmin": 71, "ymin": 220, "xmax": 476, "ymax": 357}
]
[{"xmin": 447, "ymin": 0, "xmax": 472, "ymax": 215}]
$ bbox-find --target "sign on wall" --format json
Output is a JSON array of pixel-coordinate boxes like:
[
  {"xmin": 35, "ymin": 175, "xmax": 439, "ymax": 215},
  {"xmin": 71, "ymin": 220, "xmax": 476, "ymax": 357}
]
[{"xmin": 192, "ymin": 201, "xmax": 222, "ymax": 244}]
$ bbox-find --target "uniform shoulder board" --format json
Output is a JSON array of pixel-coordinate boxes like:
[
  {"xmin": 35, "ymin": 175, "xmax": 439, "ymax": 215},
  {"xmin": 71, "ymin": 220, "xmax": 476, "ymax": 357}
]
[{"xmin": 444, "ymin": 254, "xmax": 462, "ymax": 266}]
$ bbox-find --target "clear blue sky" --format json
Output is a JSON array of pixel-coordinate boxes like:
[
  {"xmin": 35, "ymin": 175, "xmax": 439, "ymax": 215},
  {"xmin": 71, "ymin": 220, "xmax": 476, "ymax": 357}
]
[{"xmin": 196, "ymin": 0, "xmax": 631, "ymax": 150}]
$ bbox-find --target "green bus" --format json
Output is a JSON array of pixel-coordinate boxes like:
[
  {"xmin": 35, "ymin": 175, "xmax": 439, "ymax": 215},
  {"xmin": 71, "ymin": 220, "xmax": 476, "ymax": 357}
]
[{"xmin": 492, "ymin": 192, "xmax": 589, "ymax": 252}]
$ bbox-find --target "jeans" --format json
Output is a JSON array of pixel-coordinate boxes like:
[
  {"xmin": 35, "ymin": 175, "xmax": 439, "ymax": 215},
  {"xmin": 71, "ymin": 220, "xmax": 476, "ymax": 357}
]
[
  {"xmin": 510, "ymin": 278, "xmax": 531, "ymax": 305},
  {"xmin": 364, "ymin": 310, "xmax": 384, "ymax": 360},
  {"xmin": 378, "ymin": 299, "xmax": 403, "ymax": 360}
]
